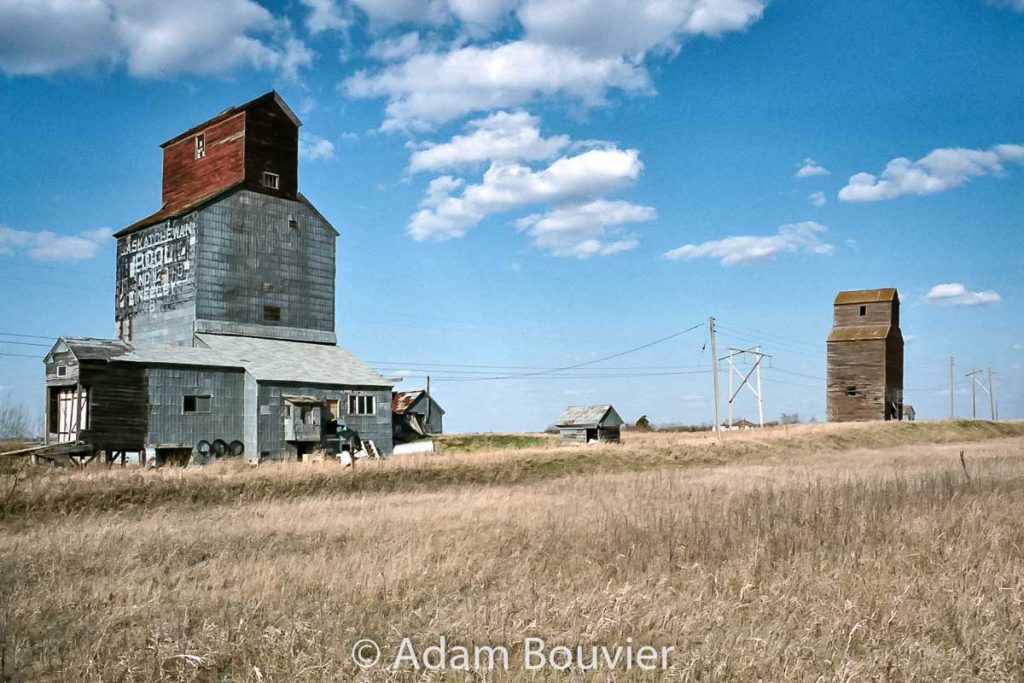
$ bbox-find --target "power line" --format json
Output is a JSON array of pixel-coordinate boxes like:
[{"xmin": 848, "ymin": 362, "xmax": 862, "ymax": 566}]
[
  {"xmin": 0, "ymin": 352, "xmax": 42, "ymax": 359},
  {"xmin": 0, "ymin": 339, "xmax": 52, "ymax": 348},
  {"xmin": 0, "ymin": 331, "xmax": 58, "ymax": 340},
  {"xmin": 432, "ymin": 323, "xmax": 706, "ymax": 383}
]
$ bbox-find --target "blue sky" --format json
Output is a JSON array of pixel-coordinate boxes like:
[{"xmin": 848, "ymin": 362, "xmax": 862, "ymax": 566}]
[{"xmin": 1, "ymin": 0, "xmax": 1021, "ymax": 431}]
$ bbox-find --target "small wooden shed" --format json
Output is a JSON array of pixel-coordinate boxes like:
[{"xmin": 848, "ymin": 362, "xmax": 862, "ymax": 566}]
[{"xmin": 556, "ymin": 405, "xmax": 624, "ymax": 445}]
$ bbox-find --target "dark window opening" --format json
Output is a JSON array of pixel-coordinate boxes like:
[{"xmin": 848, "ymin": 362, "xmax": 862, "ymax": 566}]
[
  {"xmin": 263, "ymin": 282, "xmax": 274, "ymax": 292},
  {"xmin": 184, "ymin": 395, "xmax": 211, "ymax": 413},
  {"xmin": 56, "ymin": 365, "xmax": 67, "ymax": 377},
  {"xmin": 262, "ymin": 172, "xmax": 280, "ymax": 189},
  {"xmin": 846, "ymin": 386, "xmax": 858, "ymax": 397},
  {"xmin": 263, "ymin": 305, "xmax": 281, "ymax": 322},
  {"xmin": 195, "ymin": 134, "xmax": 205, "ymax": 159},
  {"xmin": 348, "ymin": 395, "xmax": 375, "ymax": 416},
  {"xmin": 859, "ymin": 305, "xmax": 866, "ymax": 316},
  {"xmin": 288, "ymin": 218, "xmax": 299, "ymax": 229}
]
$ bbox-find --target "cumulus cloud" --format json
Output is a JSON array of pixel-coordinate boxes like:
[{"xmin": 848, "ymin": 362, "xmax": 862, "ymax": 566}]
[
  {"xmin": 0, "ymin": 224, "xmax": 111, "ymax": 261},
  {"xmin": 808, "ymin": 191, "xmax": 826, "ymax": 207},
  {"xmin": 345, "ymin": 41, "xmax": 651, "ymax": 130},
  {"xmin": 839, "ymin": 144, "xmax": 1024, "ymax": 202},
  {"xmin": 299, "ymin": 133, "xmax": 336, "ymax": 160},
  {"xmin": 367, "ymin": 32, "xmax": 423, "ymax": 61},
  {"xmin": 663, "ymin": 221, "xmax": 834, "ymax": 266},
  {"xmin": 409, "ymin": 147, "xmax": 644, "ymax": 240},
  {"xmin": 519, "ymin": 0, "xmax": 765, "ymax": 57},
  {"xmin": 408, "ymin": 111, "xmax": 569, "ymax": 173},
  {"xmin": 922, "ymin": 283, "xmax": 1002, "ymax": 306},
  {"xmin": 515, "ymin": 199, "xmax": 654, "ymax": 257},
  {"xmin": 0, "ymin": 0, "xmax": 311, "ymax": 78},
  {"xmin": 795, "ymin": 157, "xmax": 829, "ymax": 178},
  {"xmin": 301, "ymin": 0, "xmax": 351, "ymax": 34}
]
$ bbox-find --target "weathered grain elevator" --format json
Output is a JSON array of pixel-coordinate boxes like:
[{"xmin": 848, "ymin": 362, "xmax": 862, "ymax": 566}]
[
  {"xmin": 826, "ymin": 288, "xmax": 904, "ymax": 422},
  {"xmin": 41, "ymin": 91, "xmax": 394, "ymax": 464}
]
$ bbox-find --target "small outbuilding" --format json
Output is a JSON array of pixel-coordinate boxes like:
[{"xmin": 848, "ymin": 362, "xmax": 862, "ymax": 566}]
[
  {"xmin": 392, "ymin": 389, "xmax": 444, "ymax": 443},
  {"xmin": 556, "ymin": 405, "xmax": 624, "ymax": 446}
]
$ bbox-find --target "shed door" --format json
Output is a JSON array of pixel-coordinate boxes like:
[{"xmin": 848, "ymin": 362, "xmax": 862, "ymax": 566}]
[{"xmin": 57, "ymin": 387, "xmax": 88, "ymax": 443}]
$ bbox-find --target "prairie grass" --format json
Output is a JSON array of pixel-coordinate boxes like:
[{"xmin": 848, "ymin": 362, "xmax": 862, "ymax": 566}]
[{"xmin": 0, "ymin": 421, "xmax": 1023, "ymax": 681}]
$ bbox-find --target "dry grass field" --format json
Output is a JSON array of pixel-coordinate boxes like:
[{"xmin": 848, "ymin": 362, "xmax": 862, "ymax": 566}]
[{"xmin": 1, "ymin": 420, "xmax": 1023, "ymax": 681}]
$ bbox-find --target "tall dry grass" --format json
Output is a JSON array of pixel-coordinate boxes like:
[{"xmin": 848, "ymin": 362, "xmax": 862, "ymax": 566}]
[{"xmin": 0, "ymin": 422, "xmax": 1022, "ymax": 681}]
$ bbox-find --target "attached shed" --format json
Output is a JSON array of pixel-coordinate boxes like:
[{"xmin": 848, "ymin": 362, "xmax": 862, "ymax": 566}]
[{"xmin": 556, "ymin": 405, "xmax": 624, "ymax": 446}]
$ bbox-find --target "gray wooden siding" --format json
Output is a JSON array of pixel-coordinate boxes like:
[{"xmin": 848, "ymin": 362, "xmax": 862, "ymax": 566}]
[
  {"xmin": 559, "ymin": 427, "xmax": 588, "ymax": 445},
  {"xmin": 195, "ymin": 190, "xmax": 336, "ymax": 344},
  {"xmin": 826, "ymin": 340, "xmax": 887, "ymax": 421},
  {"xmin": 145, "ymin": 367, "xmax": 245, "ymax": 450}
]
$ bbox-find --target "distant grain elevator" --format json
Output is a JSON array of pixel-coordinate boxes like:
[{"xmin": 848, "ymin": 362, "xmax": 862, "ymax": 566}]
[{"xmin": 826, "ymin": 288, "xmax": 904, "ymax": 422}]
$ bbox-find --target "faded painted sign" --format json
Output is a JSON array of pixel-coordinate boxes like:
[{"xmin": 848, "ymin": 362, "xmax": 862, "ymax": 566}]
[{"xmin": 116, "ymin": 216, "xmax": 197, "ymax": 327}]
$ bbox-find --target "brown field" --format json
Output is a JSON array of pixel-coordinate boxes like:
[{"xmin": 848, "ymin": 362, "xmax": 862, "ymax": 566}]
[{"xmin": 1, "ymin": 420, "xmax": 1023, "ymax": 681}]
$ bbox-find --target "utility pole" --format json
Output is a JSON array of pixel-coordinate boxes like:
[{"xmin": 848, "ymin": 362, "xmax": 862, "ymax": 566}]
[
  {"xmin": 709, "ymin": 316, "xmax": 721, "ymax": 439},
  {"xmin": 988, "ymin": 368, "xmax": 995, "ymax": 421},
  {"xmin": 966, "ymin": 369, "xmax": 982, "ymax": 419},
  {"xmin": 949, "ymin": 356, "xmax": 955, "ymax": 419},
  {"xmin": 722, "ymin": 345, "xmax": 771, "ymax": 428},
  {"xmin": 426, "ymin": 374, "xmax": 432, "ymax": 429}
]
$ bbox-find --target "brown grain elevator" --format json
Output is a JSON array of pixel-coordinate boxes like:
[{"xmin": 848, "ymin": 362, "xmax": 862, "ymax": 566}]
[{"xmin": 826, "ymin": 288, "xmax": 904, "ymax": 421}]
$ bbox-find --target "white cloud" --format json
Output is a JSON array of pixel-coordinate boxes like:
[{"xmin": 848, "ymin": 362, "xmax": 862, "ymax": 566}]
[
  {"xmin": 367, "ymin": 32, "xmax": 422, "ymax": 61},
  {"xmin": 0, "ymin": 0, "xmax": 311, "ymax": 78},
  {"xmin": 300, "ymin": 0, "xmax": 351, "ymax": 34},
  {"xmin": 663, "ymin": 221, "xmax": 834, "ymax": 266},
  {"xmin": 408, "ymin": 111, "xmax": 569, "ymax": 173},
  {"xmin": 808, "ymin": 191, "xmax": 826, "ymax": 207},
  {"xmin": 988, "ymin": 0, "xmax": 1024, "ymax": 11},
  {"xmin": 0, "ymin": 224, "xmax": 111, "ymax": 262},
  {"xmin": 409, "ymin": 147, "xmax": 644, "ymax": 240},
  {"xmin": 345, "ymin": 40, "xmax": 651, "ymax": 130},
  {"xmin": 349, "ymin": 0, "xmax": 449, "ymax": 27},
  {"xmin": 519, "ymin": 0, "xmax": 766, "ymax": 57},
  {"xmin": 299, "ymin": 133, "xmax": 336, "ymax": 161},
  {"xmin": 839, "ymin": 144, "xmax": 1024, "ymax": 202},
  {"xmin": 922, "ymin": 283, "xmax": 1002, "ymax": 307},
  {"xmin": 515, "ymin": 199, "xmax": 654, "ymax": 257},
  {"xmin": 795, "ymin": 157, "xmax": 829, "ymax": 178}
]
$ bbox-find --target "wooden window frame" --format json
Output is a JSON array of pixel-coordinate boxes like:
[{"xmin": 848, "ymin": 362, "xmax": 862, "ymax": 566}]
[
  {"xmin": 183, "ymin": 395, "xmax": 212, "ymax": 414},
  {"xmin": 56, "ymin": 365, "xmax": 67, "ymax": 377},
  {"xmin": 262, "ymin": 172, "xmax": 280, "ymax": 190},
  {"xmin": 859, "ymin": 305, "xmax": 866, "ymax": 316},
  {"xmin": 263, "ymin": 305, "xmax": 281, "ymax": 322},
  {"xmin": 195, "ymin": 134, "xmax": 205, "ymax": 160},
  {"xmin": 348, "ymin": 394, "xmax": 376, "ymax": 416}
]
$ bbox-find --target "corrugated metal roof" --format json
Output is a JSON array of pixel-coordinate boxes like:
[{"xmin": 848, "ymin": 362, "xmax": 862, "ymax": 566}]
[
  {"xmin": 392, "ymin": 390, "xmax": 423, "ymax": 415},
  {"xmin": 834, "ymin": 288, "xmax": 898, "ymax": 305},
  {"xmin": 557, "ymin": 404, "xmax": 623, "ymax": 427},
  {"xmin": 118, "ymin": 343, "xmax": 242, "ymax": 369},
  {"xmin": 197, "ymin": 333, "xmax": 392, "ymax": 387},
  {"xmin": 57, "ymin": 337, "xmax": 131, "ymax": 361},
  {"xmin": 827, "ymin": 325, "xmax": 892, "ymax": 342}
]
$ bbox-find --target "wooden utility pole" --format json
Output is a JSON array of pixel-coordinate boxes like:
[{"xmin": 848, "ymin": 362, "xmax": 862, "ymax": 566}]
[
  {"xmin": 426, "ymin": 374, "xmax": 432, "ymax": 428},
  {"xmin": 949, "ymin": 356, "xmax": 955, "ymax": 419},
  {"xmin": 709, "ymin": 317, "xmax": 722, "ymax": 439}
]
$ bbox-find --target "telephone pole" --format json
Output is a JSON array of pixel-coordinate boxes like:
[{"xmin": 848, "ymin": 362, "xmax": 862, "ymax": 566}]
[
  {"xmin": 709, "ymin": 316, "xmax": 721, "ymax": 439},
  {"xmin": 949, "ymin": 356, "xmax": 955, "ymax": 419}
]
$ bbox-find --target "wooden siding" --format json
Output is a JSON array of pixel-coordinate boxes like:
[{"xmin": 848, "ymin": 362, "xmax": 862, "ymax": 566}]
[
  {"xmin": 77, "ymin": 362, "xmax": 148, "ymax": 451},
  {"xmin": 244, "ymin": 99, "xmax": 298, "ymax": 200},
  {"xmin": 161, "ymin": 112, "xmax": 245, "ymax": 211},
  {"xmin": 827, "ymin": 339, "xmax": 886, "ymax": 421},
  {"xmin": 833, "ymin": 302, "xmax": 896, "ymax": 328},
  {"xmin": 559, "ymin": 427, "xmax": 588, "ymax": 445}
]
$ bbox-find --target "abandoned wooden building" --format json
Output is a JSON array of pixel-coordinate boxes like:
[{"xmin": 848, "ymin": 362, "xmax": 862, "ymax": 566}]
[
  {"xmin": 41, "ymin": 91, "xmax": 393, "ymax": 464},
  {"xmin": 826, "ymin": 288, "xmax": 904, "ymax": 422},
  {"xmin": 391, "ymin": 390, "xmax": 444, "ymax": 443},
  {"xmin": 556, "ymin": 405, "xmax": 624, "ymax": 445}
]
